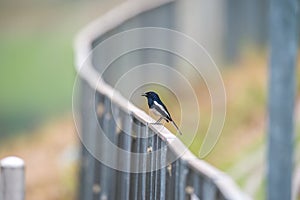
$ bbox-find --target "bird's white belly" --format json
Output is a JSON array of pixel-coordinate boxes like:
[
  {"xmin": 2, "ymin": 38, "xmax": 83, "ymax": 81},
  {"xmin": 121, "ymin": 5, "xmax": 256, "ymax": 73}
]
[{"xmin": 150, "ymin": 108, "xmax": 161, "ymax": 117}]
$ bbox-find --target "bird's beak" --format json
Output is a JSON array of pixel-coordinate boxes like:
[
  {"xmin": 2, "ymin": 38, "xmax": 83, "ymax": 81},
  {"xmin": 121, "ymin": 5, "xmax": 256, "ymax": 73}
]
[{"xmin": 141, "ymin": 93, "xmax": 147, "ymax": 97}]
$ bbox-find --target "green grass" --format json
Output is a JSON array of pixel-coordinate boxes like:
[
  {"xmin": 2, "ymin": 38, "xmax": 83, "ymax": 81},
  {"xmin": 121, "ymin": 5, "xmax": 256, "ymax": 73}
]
[{"xmin": 0, "ymin": 32, "xmax": 75, "ymax": 135}]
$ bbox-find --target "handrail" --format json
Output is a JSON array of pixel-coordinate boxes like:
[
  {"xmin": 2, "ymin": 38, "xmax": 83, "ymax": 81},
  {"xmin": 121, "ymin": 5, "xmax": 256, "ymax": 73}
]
[{"xmin": 74, "ymin": 0, "xmax": 251, "ymax": 199}]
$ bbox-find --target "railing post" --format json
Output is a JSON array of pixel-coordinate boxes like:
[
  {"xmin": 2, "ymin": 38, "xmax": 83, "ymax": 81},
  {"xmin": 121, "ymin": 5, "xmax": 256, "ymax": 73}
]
[
  {"xmin": 268, "ymin": 0, "xmax": 299, "ymax": 199},
  {"xmin": 0, "ymin": 156, "xmax": 25, "ymax": 200}
]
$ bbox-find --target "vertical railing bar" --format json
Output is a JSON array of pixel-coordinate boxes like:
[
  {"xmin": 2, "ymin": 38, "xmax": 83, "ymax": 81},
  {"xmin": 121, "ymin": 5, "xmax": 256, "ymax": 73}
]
[
  {"xmin": 145, "ymin": 129, "xmax": 154, "ymax": 200},
  {"xmin": 165, "ymin": 149, "xmax": 176, "ymax": 200},
  {"xmin": 116, "ymin": 112, "xmax": 132, "ymax": 200},
  {"xmin": 138, "ymin": 125, "xmax": 147, "ymax": 200},
  {"xmin": 155, "ymin": 137, "xmax": 162, "ymax": 200},
  {"xmin": 184, "ymin": 169, "xmax": 202, "ymax": 200},
  {"xmin": 80, "ymin": 145, "xmax": 96, "ymax": 200},
  {"xmin": 98, "ymin": 96, "xmax": 111, "ymax": 200},
  {"xmin": 115, "ymin": 132, "xmax": 124, "ymax": 200},
  {"xmin": 92, "ymin": 160, "xmax": 102, "ymax": 200},
  {"xmin": 184, "ymin": 168, "xmax": 193, "ymax": 200},
  {"xmin": 151, "ymin": 134, "xmax": 158, "ymax": 199},
  {"xmin": 113, "ymin": 108, "xmax": 124, "ymax": 199},
  {"xmin": 79, "ymin": 80, "xmax": 98, "ymax": 200},
  {"xmin": 174, "ymin": 159, "xmax": 181, "ymax": 200},
  {"xmin": 193, "ymin": 173, "xmax": 202, "ymax": 199},
  {"xmin": 135, "ymin": 122, "xmax": 143, "ymax": 200},
  {"xmin": 92, "ymin": 92, "xmax": 105, "ymax": 200},
  {"xmin": 178, "ymin": 161, "xmax": 188, "ymax": 200},
  {"xmin": 129, "ymin": 119, "xmax": 141, "ymax": 200},
  {"xmin": 159, "ymin": 141, "xmax": 167, "ymax": 200},
  {"xmin": 107, "ymin": 103, "xmax": 119, "ymax": 200},
  {"xmin": 202, "ymin": 178, "xmax": 217, "ymax": 200},
  {"xmin": 115, "ymin": 130, "xmax": 125, "ymax": 200}
]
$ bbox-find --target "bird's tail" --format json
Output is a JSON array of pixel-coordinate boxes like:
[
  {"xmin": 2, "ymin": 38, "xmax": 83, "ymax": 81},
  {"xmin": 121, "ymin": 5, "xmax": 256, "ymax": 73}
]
[{"xmin": 171, "ymin": 120, "xmax": 183, "ymax": 135}]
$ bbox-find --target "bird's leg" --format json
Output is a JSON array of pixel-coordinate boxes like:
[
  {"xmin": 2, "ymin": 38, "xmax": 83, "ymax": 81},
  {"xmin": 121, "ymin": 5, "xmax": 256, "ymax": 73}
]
[
  {"xmin": 156, "ymin": 117, "xmax": 163, "ymax": 123},
  {"xmin": 150, "ymin": 117, "xmax": 163, "ymax": 125}
]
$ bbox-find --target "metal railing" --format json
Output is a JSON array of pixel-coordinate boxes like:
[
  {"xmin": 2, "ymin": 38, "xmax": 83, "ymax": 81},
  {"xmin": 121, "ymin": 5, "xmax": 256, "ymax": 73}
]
[
  {"xmin": 0, "ymin": 156, "xmax": 25, "ymax": 200},
  {"xmin": 74, "ymin": 0, "xmax": 250, "ymax": 199}
]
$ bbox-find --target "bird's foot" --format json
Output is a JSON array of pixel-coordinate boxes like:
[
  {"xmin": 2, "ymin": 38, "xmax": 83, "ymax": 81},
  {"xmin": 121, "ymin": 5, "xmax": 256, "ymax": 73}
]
[{"xmin": 149, "ymin": 122, "xmax": 163, "ymax": 125}]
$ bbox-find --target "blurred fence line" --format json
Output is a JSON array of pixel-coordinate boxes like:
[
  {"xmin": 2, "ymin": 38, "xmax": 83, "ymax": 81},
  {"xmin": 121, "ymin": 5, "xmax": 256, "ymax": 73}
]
[
  {"xmin": 74, "ymin": 0, "xmax": 250, "ymax": 199},
  {"xmin": 0, "ymin": 156, "xmax": 25, "ymax": 200}
]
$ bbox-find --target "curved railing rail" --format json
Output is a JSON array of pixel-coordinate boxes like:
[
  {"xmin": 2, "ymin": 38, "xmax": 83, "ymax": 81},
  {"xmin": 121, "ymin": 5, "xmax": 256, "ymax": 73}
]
[{"xmin": 74, "ymin": 0, "xmax": 251, "ymax": 199}]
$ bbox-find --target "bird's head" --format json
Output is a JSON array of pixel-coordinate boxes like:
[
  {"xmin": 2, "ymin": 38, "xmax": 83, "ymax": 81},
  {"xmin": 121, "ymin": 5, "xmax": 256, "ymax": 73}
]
[{"xmin": 141, "ymin": 91, "xmax": 160, "ymax": 101}]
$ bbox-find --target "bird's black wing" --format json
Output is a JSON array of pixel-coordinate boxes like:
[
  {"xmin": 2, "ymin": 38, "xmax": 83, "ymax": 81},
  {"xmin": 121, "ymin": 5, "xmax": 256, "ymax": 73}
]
[{"xmin": 152, "ymin": 100, "xmax": 172, "ymax": 121}]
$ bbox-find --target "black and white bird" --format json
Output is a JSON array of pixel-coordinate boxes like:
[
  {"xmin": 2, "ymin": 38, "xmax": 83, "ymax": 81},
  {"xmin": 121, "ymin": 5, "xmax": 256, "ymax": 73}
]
[{"xmin": 142, "ymin": 91, "xmax": 182, "ymax": 135}]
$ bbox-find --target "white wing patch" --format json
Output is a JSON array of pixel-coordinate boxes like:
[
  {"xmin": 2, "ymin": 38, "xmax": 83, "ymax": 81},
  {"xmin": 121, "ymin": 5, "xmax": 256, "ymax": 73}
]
[
  {"xmin": 150, "ymin": 108, "xmax": 161, "ymax": 117},
  {"xmin": 153, "ymin": 100, "xmax": 170, "ymax": 118}
]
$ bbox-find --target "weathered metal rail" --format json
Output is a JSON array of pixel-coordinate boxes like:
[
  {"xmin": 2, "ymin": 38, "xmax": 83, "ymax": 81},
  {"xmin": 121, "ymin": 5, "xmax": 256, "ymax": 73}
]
[
  {"xmin": 0, "ymin": 156, "xmax": 25, "ymax": 200},
  {"xmin": 74, "ymin": 0, "xmax": 250, "ymax": 199}
]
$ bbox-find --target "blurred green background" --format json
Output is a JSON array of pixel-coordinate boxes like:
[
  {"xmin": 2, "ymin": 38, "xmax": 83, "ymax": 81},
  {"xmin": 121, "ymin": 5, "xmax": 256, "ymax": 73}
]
[{"xmin": 0, "ymin": 0, "xmax": 122, "ymax": 136}]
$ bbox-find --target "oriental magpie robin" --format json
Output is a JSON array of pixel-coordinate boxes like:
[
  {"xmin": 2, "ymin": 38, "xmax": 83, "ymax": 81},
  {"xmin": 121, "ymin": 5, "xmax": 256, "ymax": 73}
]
[{"xmin": 142, "ymin": 91, "xmax": 182, "ymax": 135}]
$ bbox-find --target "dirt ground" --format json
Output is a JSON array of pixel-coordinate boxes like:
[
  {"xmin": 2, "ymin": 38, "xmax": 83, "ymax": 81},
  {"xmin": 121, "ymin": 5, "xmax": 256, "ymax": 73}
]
[{"xmin": 0, "ymin": 115, "xmax": 79, "ymax": 200}]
